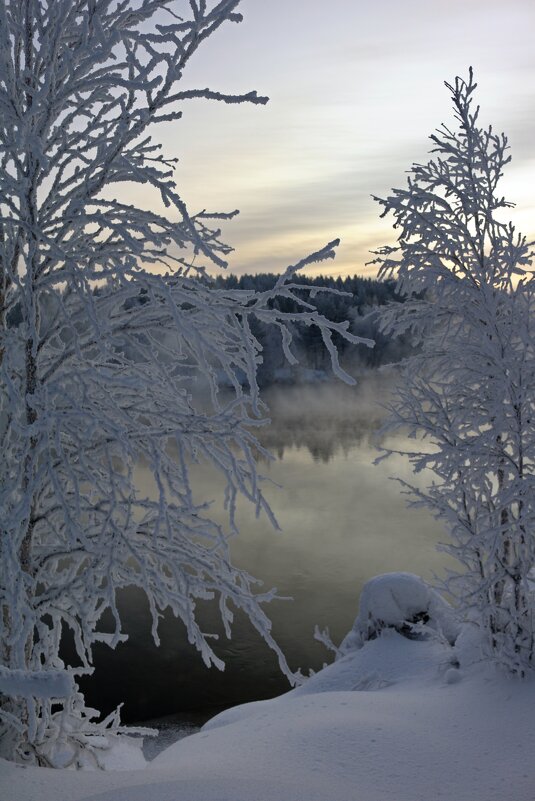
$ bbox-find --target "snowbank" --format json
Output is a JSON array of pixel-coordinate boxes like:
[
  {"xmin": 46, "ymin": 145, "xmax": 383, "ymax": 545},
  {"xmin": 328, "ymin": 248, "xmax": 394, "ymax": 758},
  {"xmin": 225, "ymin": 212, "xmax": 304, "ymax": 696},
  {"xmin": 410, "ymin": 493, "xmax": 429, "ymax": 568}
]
[{"xmin": 3, "ymin": 574, "xmax": 535, "ymax": 801}]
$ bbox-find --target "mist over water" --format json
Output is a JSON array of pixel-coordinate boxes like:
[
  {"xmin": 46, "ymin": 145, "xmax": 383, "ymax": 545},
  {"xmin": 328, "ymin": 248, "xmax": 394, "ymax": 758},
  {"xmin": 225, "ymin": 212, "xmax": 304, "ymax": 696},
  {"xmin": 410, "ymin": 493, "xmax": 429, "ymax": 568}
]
[{"xmin": 80, "ymin": 374, "xmax": 451, "ymax": 724}]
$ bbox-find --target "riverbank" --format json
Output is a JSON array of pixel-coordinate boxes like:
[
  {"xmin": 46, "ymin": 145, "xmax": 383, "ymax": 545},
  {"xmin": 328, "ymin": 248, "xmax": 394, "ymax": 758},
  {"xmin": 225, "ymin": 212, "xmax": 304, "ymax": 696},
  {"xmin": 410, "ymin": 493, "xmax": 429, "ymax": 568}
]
[{"xmin": 4, "ymin": 582, "xmax": 535, "ymax": 801}]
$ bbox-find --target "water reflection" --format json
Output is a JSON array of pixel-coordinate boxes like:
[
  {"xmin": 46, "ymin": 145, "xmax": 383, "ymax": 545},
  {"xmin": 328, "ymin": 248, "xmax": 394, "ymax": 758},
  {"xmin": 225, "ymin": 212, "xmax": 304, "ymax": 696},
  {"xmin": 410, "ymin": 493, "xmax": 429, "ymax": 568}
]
[
  {"xmin": 258, "ymin": 381, "xmax": 386, "ymax": 462},
  {"xmin": 79, "ymin": 376, "xmax": 451, "ymax": 723}
]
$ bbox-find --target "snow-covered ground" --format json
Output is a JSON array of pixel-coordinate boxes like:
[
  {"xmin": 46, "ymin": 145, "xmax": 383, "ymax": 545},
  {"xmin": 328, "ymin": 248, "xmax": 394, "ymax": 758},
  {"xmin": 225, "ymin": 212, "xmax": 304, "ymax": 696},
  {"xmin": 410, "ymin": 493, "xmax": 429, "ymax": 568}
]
[{"xmin": 3, "ymin": 574, "xmax": 535, "ymax": 801}]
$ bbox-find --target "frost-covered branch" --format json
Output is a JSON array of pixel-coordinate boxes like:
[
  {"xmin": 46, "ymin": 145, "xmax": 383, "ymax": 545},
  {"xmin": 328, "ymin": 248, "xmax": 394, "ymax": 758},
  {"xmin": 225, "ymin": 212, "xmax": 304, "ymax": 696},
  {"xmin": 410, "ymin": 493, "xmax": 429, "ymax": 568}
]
[{"xmin": 0, "ymin": 0, "xmax": 371, "ymax": 765}]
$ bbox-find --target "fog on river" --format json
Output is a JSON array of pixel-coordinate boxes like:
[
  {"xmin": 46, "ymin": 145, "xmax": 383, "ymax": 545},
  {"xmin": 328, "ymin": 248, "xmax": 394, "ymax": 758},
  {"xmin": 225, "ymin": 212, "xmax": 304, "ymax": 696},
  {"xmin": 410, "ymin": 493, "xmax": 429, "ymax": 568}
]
[{"xmin": 79, "ymin": 374, "xmax": 453, "ymax": 724}]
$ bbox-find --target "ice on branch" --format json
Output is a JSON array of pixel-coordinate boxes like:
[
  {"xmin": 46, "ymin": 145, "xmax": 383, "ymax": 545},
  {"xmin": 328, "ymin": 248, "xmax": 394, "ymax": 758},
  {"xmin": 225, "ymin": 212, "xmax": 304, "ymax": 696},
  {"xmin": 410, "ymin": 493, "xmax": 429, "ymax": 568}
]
[{"xmin": 0, "ymin": 667, "xmax": 73, "ymax": 701}]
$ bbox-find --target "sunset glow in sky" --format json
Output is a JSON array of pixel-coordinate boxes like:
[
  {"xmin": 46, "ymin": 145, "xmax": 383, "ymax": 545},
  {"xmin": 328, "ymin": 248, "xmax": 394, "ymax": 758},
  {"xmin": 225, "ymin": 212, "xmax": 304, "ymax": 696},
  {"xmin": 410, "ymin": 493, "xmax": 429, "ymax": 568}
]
[{"xmin": 145, "ymin": 0, "xmax": 535, "ymax": 278}]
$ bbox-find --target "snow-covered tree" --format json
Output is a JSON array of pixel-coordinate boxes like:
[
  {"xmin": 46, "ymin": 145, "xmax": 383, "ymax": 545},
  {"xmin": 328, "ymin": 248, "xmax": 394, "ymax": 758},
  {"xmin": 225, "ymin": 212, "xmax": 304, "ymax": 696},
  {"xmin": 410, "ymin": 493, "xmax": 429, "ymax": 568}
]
[
  {"xmin": 0, "ymin": 0, "xmax": 371, "ymax": 766},
  {"xmin": 373, "ymin": 69, "xmax": 535, "ymax": 675}
]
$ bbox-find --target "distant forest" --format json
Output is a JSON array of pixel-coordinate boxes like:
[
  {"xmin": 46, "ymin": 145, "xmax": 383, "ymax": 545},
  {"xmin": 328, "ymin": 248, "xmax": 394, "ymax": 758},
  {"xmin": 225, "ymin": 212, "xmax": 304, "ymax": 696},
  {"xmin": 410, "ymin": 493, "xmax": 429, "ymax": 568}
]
[
  {"xmin": 213, "ymin": 273, "xmax": 413, "ymax": 385},
  {"xmin": 7, "ymin": 273, "xmax": 412, "ymax": 387}
]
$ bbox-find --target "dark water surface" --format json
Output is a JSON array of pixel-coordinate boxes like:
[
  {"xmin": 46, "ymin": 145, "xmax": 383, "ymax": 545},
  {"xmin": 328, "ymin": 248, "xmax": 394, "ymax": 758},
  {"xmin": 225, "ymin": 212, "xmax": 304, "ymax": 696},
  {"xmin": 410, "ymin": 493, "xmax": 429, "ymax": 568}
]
[{"xmin": 80, "ymin": 378, "xmax": 450, "ymax": 724}]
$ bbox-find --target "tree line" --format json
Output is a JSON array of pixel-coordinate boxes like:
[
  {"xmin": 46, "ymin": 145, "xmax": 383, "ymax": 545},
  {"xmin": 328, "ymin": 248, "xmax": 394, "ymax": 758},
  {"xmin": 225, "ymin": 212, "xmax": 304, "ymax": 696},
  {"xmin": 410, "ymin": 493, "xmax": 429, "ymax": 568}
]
[{"xmin": 212, "ymin": 272, "xmax": 414, "ymax": 384}]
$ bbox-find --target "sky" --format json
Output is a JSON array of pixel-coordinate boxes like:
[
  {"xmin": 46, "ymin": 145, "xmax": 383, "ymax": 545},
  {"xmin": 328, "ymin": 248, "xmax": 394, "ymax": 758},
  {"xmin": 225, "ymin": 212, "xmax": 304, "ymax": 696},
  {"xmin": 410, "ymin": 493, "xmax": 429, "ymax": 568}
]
[{"xmin": 142, "ymin": 0, "xmax": 535, "ymax": 278}]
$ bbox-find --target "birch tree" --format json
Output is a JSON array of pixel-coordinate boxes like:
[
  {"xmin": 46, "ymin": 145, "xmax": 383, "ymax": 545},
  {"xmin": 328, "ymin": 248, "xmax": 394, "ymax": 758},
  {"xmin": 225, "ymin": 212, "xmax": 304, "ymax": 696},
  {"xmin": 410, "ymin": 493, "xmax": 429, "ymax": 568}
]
[
  {"xmin": 0, "ymin": 0, "xmax": 370, "ymax": 766},
  {"xmin": 373, "ymin": 69, "xmax": 535, "ymax": 675}
]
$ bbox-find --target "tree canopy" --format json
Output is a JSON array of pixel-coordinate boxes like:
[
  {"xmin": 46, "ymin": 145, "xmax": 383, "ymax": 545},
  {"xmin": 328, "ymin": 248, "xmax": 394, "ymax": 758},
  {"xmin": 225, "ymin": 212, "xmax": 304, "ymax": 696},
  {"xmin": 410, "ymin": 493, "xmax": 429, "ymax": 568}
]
[
  {"xmin": 374, "ymin": 69, "xmax": 535, "ymax": 675},
  {"xmin": 0, "ymin": 0, "xmax": 369, "ymax": 766}
]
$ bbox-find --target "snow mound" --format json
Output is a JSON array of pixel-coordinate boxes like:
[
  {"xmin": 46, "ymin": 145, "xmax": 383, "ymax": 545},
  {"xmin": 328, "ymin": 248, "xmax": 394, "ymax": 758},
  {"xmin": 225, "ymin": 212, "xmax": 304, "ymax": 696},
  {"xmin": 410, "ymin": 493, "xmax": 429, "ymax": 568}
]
[
  {"xmin": 154, "ymin": 576, "xmax": 461, "ymax": 737},
  {"xmin": 203, "ymin": 630, "xmax": 455, "ymax": 734},
  {"xmin": 6, "ymin": 664, "xmax": 535, "ymax": 801},
  {"xmin": 5, "ymin": 615, "xmax": 535, "ymax": 801},
  {"xmin": 148, "ymin": 634, "xmax": 535, "ymax": 801},
  {"xmin": 339, "ymin": 572, "xmax": 460, "ymax": 653}
]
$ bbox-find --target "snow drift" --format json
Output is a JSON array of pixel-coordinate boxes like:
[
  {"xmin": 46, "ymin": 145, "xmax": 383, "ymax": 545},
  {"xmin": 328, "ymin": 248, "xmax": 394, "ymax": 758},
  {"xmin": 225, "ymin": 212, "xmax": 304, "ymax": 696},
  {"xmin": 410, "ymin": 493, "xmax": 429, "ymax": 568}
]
[{"xmin": 3, "ymin": 573, "xmax": 535, "ymax": 801}]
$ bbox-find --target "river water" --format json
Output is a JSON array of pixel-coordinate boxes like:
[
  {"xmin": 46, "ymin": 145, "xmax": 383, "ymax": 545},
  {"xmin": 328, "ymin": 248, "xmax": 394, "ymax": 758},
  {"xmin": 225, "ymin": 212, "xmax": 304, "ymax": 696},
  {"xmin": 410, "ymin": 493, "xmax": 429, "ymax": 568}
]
[{"xmin": 80, "ymin": 376, "xmax": 450, "ymax": 727}]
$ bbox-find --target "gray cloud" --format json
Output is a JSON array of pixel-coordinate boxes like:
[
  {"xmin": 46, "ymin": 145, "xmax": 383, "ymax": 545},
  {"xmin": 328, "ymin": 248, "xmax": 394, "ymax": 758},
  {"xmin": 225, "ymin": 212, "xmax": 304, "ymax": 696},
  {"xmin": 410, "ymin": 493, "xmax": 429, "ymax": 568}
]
[{"xmin": 145, "ymin": 0, "xmax": 535, "ymax": 277}]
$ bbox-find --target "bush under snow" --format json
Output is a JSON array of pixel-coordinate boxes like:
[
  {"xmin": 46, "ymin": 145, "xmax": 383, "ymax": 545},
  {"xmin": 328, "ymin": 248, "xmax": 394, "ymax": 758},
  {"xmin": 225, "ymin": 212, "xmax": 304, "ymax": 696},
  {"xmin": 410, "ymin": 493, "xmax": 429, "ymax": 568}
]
[{"xmin": 338, "ymin": 572, "xmax": 461, "ymax": 654}]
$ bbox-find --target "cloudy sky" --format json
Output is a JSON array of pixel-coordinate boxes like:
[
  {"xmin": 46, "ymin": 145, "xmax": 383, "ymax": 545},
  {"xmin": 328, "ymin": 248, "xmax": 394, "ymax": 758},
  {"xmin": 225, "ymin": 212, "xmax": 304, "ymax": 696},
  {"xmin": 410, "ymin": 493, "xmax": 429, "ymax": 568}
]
[{"xmin": 147, "ymin": 0, "xmax": 535, "ymax": 277}]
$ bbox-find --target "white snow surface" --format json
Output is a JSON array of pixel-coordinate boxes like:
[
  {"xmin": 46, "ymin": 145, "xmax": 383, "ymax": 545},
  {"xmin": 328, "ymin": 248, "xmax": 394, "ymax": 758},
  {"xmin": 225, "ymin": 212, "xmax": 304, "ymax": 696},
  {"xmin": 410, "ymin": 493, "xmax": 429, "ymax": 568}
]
[{"xmin": 3, "ymin": 628, "xmax": 535, "ymax": 801}]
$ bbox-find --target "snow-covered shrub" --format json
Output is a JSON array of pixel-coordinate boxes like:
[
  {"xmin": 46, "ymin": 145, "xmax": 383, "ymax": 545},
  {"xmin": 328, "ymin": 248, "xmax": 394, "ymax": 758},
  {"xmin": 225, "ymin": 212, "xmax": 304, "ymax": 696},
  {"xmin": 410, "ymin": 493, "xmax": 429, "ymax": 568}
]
[
  {"xmin": 0, "ymin": 0, "xmax": 371, "ymax": 764},
  {"xmin": 338, "ymin": 573, "xmax": 460, "ymax": 655},
  {"xmin": 0, "ymin": 668, "xmax": 151, "ymax": 768}
]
